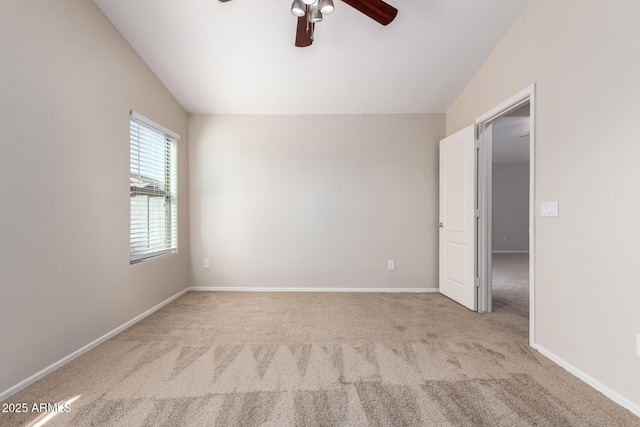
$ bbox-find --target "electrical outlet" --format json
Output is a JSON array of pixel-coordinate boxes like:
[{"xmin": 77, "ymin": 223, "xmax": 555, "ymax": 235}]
[
  {"xmin": 204, "ymin": 259, "xmax": 210, "ymax": 269},
  {"xmin": 388, "ymin": 260, "xmax": 395, "ymax": 271},
  {"xmin": 503, "ymin": 236, "xmax": 508, "ymax": 242}
]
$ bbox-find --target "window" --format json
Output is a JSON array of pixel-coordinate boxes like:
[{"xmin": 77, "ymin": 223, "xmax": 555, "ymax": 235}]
[{"xmin": 129, "ymin": 111, "xmax": 179, "ymax": 263}]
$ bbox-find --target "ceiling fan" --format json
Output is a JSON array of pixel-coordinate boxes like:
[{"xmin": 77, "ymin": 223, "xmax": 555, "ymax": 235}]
[{"xmin": 218, "ymin": 0, "xmax": 398, "ymax": 48}]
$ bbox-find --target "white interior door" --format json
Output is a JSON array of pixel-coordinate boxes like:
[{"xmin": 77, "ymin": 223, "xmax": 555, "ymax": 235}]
[{"xmin": 439, "ymin": 125, "xmax": 477, "ymax": 311}]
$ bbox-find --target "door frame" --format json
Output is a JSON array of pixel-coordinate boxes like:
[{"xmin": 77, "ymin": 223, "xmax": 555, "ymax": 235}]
[{"xmin": 475, "ymin": 84, "xmax": 536, "ymax": 347}]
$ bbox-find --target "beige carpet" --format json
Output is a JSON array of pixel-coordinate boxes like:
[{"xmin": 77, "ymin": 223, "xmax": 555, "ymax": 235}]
[
  {"xmin": 2, "ymin": 276, "xmax": 639, "ymax": 425},
  {"xmin": 492, "ymin": 253, "xmax": 529, "ymax": 316}
]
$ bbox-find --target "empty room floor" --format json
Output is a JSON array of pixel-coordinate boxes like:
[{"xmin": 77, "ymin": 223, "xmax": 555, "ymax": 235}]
[
  {"xmin": 492, "ymin": 252, "xmax": 529, "ymax": 317},
  {"xmin": 2, "ymin": 289, "xmax": 638, "ymax": 426}
]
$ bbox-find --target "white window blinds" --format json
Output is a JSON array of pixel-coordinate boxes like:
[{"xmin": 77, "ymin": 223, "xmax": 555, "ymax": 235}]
[{"xmin": 129, "ymin": 111, "xmax": 178, "ymax": 263}]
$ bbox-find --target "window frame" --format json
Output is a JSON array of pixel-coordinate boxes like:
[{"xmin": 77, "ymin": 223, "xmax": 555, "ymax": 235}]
[{"xmin": 129, "ymin": 110, "xmax": 179, "ymax": 264}]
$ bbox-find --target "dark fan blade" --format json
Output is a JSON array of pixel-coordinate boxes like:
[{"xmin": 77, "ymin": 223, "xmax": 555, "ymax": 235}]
[
  {"xmin": 295, "ymin": 16, "xmax": 313, "ymax": 47},
  {"xmin": 341, "ymin": 0, "xmax": 397, "ymax": 26},
  {"xmin": 219, "ymin": 0, "xmax": 233, "ymax": 2}
]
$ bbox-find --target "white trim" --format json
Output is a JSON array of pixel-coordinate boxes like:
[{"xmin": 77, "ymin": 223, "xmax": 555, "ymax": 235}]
[
  {"xmin": 492, "ymin": 250, "xmax": 530, "ymax": 254},
  {"xmin": 130, "ymin": 110, "xmax": 180, "ymax": 140},
  {"xmin": 188, "ymin": 286, "xmax": 439, "ymax": 293},
  {"xmin": 475, "ymin": 83, "xmax": 536, "ymax": 347},
  {"xmin": 0, "ymin": 288, "xmax": 188, "ymax": 402},
  {"xmin": 476, "ymin": 85, "xmax": 534, "ymax": 124},
  {"xmin": 534, "ymin": 344, "xmax": 640, "ymax": 417},
  {"xmin": 476, "ymin": 122, "xmax": 493, "ymax": 312}
]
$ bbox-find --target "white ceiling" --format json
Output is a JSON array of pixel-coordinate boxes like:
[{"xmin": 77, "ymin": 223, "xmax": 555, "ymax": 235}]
[{"xmin": 94, "ymin": 0, "xmax": 530, "ymax": 114}]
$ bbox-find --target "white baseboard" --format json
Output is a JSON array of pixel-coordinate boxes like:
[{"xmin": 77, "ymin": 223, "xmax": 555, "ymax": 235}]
[
  {"xmin": 0, "ymin": 288, "xmax": 188, "ymax": 402},
  {"xmin": 188, "ymin": 286, "xmax": 439, "ymax": 293},
  {"xmin": 533, "ymin": 344, "xmax": 640, "ymax": 417},
  {"xmin": 492, "ymin": 250, "xmax": 530, "ymax": 254}
]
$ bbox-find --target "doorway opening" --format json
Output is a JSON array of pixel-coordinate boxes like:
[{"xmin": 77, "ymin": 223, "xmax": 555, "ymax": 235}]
[
  {"xmin": 476, "ymin": 85, "xmax": 535, "ymax": 345},
  {"xmin": 491, "ymin": 105, "xmax": 530, "ymax": 318}
]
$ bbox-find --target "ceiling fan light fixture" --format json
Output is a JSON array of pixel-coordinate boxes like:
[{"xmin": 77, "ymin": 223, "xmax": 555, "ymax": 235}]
[
  {"xmin": 291, "ymin": 0, "xmax": 306, "ymax": 16},
  {"xmin": 309, "ymin": 6, "xmax": 323, "ymax": 23},
  {"xmin": 319, "ymin": 0, "xmax": 334, "ymax": 14},
  {"xmin": 302, "ymin": 0, "xmax": 315, "ymax": 5}
]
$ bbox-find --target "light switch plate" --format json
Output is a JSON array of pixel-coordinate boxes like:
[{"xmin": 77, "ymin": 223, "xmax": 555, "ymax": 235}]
[
  {"xmin": 388, "ymin": 260, "xmax": 395, "ymax": 271},
  {"xmin": 541, "ymin": 201, "xmax": 559, "ymax": 217}
]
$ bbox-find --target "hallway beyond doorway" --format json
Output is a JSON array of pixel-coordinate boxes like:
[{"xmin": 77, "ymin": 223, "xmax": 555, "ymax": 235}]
[{"xmin": 492, "ymin": 253, "xmax": 529, "ymax": 317}]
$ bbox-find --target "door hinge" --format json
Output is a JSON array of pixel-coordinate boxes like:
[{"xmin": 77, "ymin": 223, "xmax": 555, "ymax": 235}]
[
  {"xmin": 475, "ymin": 140, "xmax": 481, "ymax": 149},
  {"xmin": 475, "ymin": 277, "xmax": 480, "ymax": 288},
  {"xmin": 475, "ymin": 209, "xmax": 481, "ymax": 218}
]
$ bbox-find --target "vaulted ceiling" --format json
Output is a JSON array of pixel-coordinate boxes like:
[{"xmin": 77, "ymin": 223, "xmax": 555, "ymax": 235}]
[{"xmin": 94, "ymin": 0, "xmax": 530, "ymax": 114}]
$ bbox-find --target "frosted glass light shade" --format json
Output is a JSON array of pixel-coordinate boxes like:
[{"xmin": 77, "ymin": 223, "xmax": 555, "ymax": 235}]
[
  {"xmin": 309, "ymin": 6, "xmax": 323, "ymax": 23},
  {"xmin": 320, "ymin": 0, "xmax": 334, "ymax": 14},
  {"xmin": 291, "ymin": 0, "xmax": 305, "ymax": 16}
]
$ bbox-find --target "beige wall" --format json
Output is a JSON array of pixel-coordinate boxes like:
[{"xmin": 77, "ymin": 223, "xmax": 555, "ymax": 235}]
[
  {"xmin": 0, "ymin": 0, "xmax": 189, "ymax": 394},
  {"xmin": 447, "ymin": 0, "xmax": 640, "ymax": 408},
  {"xmin": 492, "ymin": 163, "xmax": 529, "ymax": 252},
  {"xmin": 189, "ymin": 114, "xmax": 445, "ymax": 290}
]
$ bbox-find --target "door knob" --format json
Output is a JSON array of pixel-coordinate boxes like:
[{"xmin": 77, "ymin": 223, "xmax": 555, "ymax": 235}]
[{"xmin": 438, "ymin": 222, "xmax": 444, "ymax": 228}]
